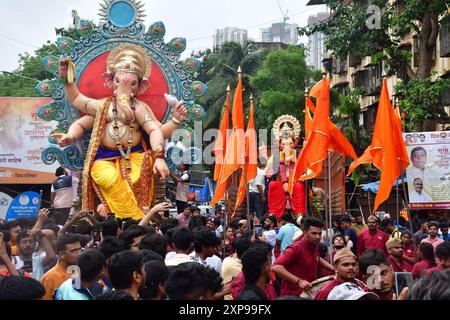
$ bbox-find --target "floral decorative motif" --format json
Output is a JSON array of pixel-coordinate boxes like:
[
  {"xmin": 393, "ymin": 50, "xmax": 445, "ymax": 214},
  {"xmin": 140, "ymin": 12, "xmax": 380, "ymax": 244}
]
[
  {"xmin": 189, "ymin": 81, "xmax": 208, "ymax": 97},
  {"xmin": 41, "ymin": 56, "xmax": 59, "ymax": 73},
  {"xmin": 37, "ymin": 103, "xmax": 57, "ymax": 121},
  {"xmin": 187, "ymin": 104, "xmax": 206, "ymax": 122},
  {"xmin": 78, "ymin": 20, "xmax": 95, "ymax": 37},
  {"xmin": 57, "ymin": 37, "xmax": 75, "ymax": 53},
  {"xmin": 168, "ymin": 37, "xmax": 186, "ymax": 53},
  {"xmin": 147, "ymin": 21, "xmax": 166, "ymax": 39},
  {"xmin": 35, "ymin": 80, "xmax": 55, "ymax": 97},
  {"xmin": 183, "ymin": 58, "xmax": 201, "ymax": 74}
]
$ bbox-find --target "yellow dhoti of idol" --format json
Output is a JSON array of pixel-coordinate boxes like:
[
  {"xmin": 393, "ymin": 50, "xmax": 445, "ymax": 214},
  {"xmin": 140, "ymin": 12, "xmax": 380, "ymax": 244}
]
[
  {"xmin": 82, "ymin": 98, "xmax": 155, "ymax": 220},
  {"xmin": 91, "ymin": 152, "xmax": 154, "ymax": 220}
]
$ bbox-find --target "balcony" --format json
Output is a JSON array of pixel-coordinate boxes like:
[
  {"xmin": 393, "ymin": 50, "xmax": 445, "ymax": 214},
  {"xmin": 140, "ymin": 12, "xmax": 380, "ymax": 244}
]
[
  {"xmin": 348, "ymin": 52, "xmax": 361, "ymax": 68},
  {"xmin": 332, "ymin": 56, "xmax": 348, "ymax": 75},
  {"xmin": 365, "ymin": 63, "xmax": 383, "ymax": 96}
]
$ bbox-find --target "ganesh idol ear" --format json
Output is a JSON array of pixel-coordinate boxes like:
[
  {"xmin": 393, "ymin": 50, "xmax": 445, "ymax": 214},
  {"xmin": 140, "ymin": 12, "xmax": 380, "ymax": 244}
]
[
  {"xmin": 137, "ymin": 78, "xmax": 150, "ymax": 95},
  {"xmin": 102, "ymin": 71, "xmax": 114, "ymax": 89}
]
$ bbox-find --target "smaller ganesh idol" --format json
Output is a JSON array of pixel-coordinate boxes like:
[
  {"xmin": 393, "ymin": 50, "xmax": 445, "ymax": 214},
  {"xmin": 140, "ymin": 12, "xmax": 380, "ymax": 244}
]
[{"xmin": 264, "ymin": 115, "xmax": 306, "ymax": 221}]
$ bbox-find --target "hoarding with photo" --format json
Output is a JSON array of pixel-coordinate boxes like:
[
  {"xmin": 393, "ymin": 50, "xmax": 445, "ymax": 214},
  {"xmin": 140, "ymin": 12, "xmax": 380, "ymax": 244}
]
[
  {"xmin": 0, "ymin": 97, "xmax": 59, "ymax": 184},
  {"xmin": 403, "ymin": 131, "xmax": 450, "ymax": 209}
]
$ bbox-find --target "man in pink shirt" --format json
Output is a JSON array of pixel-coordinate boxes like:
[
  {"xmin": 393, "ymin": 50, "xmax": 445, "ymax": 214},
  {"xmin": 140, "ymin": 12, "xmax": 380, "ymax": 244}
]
[
  {"xmin": 177, "ymin": 206, "xmax": 191, "ymax": 228},
  {"xmin": 357, "ymin": 215, "xmax": 388, "ymax": 257},
  {"xmin": 421, "ymin": 221, "xmax": 444, "ymax": 264},
  {"xmin": 272, "ymin": 217, "xmax": 334, "ymax": 297}
]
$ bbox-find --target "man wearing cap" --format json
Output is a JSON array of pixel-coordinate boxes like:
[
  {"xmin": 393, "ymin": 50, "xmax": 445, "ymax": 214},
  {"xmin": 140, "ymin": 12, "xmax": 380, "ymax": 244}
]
[
  {"xmin": 238, "ymin": 220, "xmax": 249, "ymax": 234},
  {"xmin": 327, "ymin": 282, "xmax": 379, "ymax": 300},
  {"xmin": 315, "ymin": 248, "xmax": 368, "ymax": 300},
  {"xmin": 357, "ymin": 215, "xmax": 388, "ymax": 257},
  {"xmin": 386, "ymin": 238, "xmax": 412, "ymax": 273}
]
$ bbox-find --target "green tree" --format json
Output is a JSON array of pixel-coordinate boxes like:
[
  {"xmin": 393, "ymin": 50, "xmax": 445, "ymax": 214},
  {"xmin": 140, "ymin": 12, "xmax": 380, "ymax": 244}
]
[
  {"xmin": 0, "ymin": 41, "xmax": 59, "ymax": 97},
  {"xmin": 331, "ymin": 88, "xmax": 370, "ymax": 155},
  {"xmin": 299, "ymin": 0, "xmax": 450, "ymax": 130},
  {"xmin": 197, "ymin": 42, "xmax": 269, "ymax": 129},
  {"xmin": 250, "ymin": 46, "xmax": 322, "ymax": 131}
]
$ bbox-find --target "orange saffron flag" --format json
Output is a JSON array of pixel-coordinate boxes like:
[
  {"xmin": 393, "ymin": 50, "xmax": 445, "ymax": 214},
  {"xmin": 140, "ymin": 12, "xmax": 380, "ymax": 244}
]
[
  {"xmin": 234, "ymin": 97, "xmax": 258, "ymax": 212},
  {"xmin": 306, "ymin": 93, "xmax": 356, "ymax": 160},
  {"xmin": 213, "ymin": 91, "xmax": 230, "ymax": 182},
  {"xmin": 393, "ymin": 106, "xmax": 410, "ymax": 171},
  {"xmin": 305, "ymin": 98, "xmax": 314, "ymax": 139},
  {"xmin": 219, "ymin": 76, "xmax": 245, "ymax": 185},
  {"xmin": 351, "ymin": 79, "xmax": 401, "ymax": 212},
  {"xmin": 289, "ymin": 78, "xmax": 330, "ymax": 190},
  {"xmin": 211, "ymin": 90, "xmax": 231, "ymax": 206}
]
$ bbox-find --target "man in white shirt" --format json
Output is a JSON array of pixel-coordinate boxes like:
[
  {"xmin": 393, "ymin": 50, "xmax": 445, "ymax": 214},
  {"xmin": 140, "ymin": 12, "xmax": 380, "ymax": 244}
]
[
  {"xmin": 170, "ymin": 163, "xmax": 191, "ymax": 214},
  {"xmin": 406, "ymin": 147, "xmax": 439, "ymax": 199},
  {"xmin": 165, "ymin": 227, "xmax": 194, "ymax": 267},
  {"xmin": 249, "ymin": 165, "xmax": 265, "ymax": 219},
  {"xmin": 51, "ymin": 167, "xmax": 79, "ymax": 225},
  {"xmin": 409, "ymin": 178, "xmax": 432, "ymax": 203}
]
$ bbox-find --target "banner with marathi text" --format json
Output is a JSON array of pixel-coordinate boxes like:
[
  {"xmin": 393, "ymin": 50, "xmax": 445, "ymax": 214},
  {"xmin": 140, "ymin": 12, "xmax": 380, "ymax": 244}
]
[
  {"xmin": 403, "ymin": 131, "xmax": 450, "ymax": 210},
  {"xmin": 0, "ymin": 97, "xmax": 59, "ymax": 184}
]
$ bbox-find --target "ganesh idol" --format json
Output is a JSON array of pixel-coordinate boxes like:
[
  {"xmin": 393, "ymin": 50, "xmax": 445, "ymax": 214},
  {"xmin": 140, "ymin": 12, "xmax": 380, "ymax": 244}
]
[
  {"xmin": 264, "ymin": 115, "xmax": 306, "ymax": 220},
  {"xmin": 53, "ymin": 44, "xmax": 188, "ymax": 220}
]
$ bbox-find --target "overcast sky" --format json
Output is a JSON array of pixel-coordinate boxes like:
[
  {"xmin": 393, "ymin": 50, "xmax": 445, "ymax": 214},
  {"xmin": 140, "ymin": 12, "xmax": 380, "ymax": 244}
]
[{"xmin": 0, "ymin": 0, "xmax": 327, "ymax": 72}]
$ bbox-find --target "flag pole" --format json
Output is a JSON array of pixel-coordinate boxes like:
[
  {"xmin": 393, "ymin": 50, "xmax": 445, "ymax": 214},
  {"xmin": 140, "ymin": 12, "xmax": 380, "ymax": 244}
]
[
  {"xmin": 223, "ymin": 84, "xmax": 231, "ymax": 258},
  {"xmin": 246, "ymin": 93, "xmax": 254, "ymax": 231},
  {"xmin": 327, "ymin": 151, "xmax": 333, "ymax": 255},
  {"xmin": 236, "ymin": 66, "xmax": 252, "ymax": 230}
]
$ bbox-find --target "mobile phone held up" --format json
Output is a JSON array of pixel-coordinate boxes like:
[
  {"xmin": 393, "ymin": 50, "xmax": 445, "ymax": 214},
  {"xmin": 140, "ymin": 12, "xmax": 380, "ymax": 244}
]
[
  {"xmin": 394, "ymin": 272, "xmax": 413, "ymax": 297},
  {"xmin": 254, "ymin": 226, "xmax": 263, "ymax": 237}
]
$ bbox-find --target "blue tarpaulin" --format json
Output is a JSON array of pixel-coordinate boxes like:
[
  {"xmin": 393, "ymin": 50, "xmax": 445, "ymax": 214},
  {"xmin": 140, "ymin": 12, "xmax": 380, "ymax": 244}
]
[{"xmin": 360, "ymin": 177, "xmax": 407, "ymax": 193}]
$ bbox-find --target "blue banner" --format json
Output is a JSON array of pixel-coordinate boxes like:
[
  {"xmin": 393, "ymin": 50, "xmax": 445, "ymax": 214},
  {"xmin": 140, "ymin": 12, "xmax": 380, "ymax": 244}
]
[{"xmin": 5, "ymin": 191, "xmax": 41, "ymax": 221}]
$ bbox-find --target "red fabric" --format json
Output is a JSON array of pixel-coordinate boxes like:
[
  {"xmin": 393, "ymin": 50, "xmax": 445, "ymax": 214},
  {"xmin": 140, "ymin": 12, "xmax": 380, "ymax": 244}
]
[
  {"xmin": 315, "ymin": 278, "xmax": 367, "ymax": 300},
  {"xmin": 77, "ymin": 52, "xmax": 169, "ymax": 122},
  {"xmin": 273, "ymin": 238, "xmax": 320, "ymax": 297},
  {"xmin": 412, "ymin": 260, "xmax": 433, "ymax": 279},
  {"xmin": 0, "ymin": 270, "xmax": 32, "ymax": 278},
  {"xmin": 403, "ymin": 243, "xmax": 416, "ymax": 259},
  {"xmin": 388, "ymin": 256, "xmax": 412, "ymax": 273},
  {"xmin": 230, "ymin": 271, "xmax": 277, "ymax": 300},
  {"xmin": 426, "ymin": 265, "xmax": 446, "ymax": 275},
  {"xmin": 357, "ymin": 229, "xmax": 388, "ymax": 257},
  {"xmin": 268, "ymin": 181, "xmax": 306, "ymax": 219}
]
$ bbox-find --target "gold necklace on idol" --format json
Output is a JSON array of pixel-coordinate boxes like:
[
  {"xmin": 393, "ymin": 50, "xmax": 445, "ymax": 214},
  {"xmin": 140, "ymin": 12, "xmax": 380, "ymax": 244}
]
[{"xmin": 110, "ymin": 97, "xmax": 136, "ymax": 173}]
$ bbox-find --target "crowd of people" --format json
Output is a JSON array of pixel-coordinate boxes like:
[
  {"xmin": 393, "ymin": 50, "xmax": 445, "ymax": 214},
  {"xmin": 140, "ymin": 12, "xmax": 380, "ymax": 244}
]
[{"xmin": 0, "ymin": 201, "xmax": 449, "ymax": 300}]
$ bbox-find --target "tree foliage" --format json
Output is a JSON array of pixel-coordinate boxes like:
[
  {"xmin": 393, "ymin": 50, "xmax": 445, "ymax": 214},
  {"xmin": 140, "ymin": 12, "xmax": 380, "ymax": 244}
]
[
  {"xmin": 395, "ymin": 75, "xmax": 450, "ymax": 130},
  {"xmin": 298, "ymin": 0, "xmax": 450, "ymax": 128},
  {"xmin": 249, "ymin": 46, "xmax": 322, "ymax": 130},
  {"xmin": 196, "ymin": 42, "xmax": 269, "ymax": 129},
  {"xmin": 0, "ymin": 41, "xmax": 59, "ymax": 97}
]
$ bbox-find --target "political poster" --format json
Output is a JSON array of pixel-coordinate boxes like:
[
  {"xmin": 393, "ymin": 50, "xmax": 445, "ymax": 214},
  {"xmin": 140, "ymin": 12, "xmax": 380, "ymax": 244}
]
[
  {"xmin": 404, "ymin": 131, "xmax": 450, "ymax": 209},
  {"xmin": 0, "ymin": 97, "xmax": 59, "ymax": 184},
  {"xmin": 4, "ymin": 191, "xmax": 41, "ymax": 221}
]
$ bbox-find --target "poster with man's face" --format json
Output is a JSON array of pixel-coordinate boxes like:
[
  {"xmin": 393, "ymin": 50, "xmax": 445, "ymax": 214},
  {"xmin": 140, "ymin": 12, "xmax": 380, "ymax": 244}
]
[{"xmin": 404, "ymin": 131, "xmax": 450, "ymax": 209}]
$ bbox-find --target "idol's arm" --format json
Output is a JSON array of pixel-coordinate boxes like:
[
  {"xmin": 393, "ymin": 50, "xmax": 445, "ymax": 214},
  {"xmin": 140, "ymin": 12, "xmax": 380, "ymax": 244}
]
[
  {"xmin": 51, "ymin": 115, "xmax": 95, "ymax": 147},
  {"xmin": 136, "ymin": 103, "xmax": 170, "ymax": 180},
  {"xmin": 59, "ymin": 59, "xmax": 100, "ymax": 116}
]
